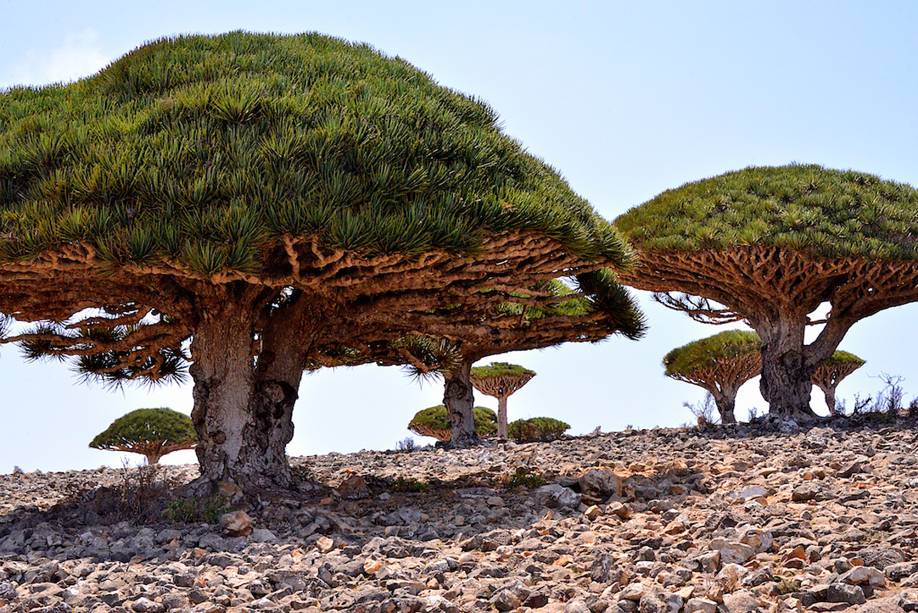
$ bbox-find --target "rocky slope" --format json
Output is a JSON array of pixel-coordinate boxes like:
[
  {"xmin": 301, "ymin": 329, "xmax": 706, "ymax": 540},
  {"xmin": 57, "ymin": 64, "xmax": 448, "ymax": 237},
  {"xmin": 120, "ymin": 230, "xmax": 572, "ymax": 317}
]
[{"xmin": 1, "ymin": 417, "xmax": 918, "ymax": 612}]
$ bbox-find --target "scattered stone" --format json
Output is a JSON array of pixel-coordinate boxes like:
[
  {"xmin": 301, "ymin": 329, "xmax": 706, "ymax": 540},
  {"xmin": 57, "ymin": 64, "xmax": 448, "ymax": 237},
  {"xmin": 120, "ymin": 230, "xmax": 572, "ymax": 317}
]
[
  {"xmin": 534, "ymin": 484, "xmax": 581, "ymax": 509},
  {"xmin": 219, "ymin": 510, "xmax": 254, "ymax": 537},
  {"xmin": 840, "ymin": 566, "xmax": 887, "ymax": 588},
  {"xmin": 337, "ymin": 474, "xmax": 369, "ymax": 499},
  {"xmin": 0, "ymin": 420, "xmax": 914, "ymax": 612}
]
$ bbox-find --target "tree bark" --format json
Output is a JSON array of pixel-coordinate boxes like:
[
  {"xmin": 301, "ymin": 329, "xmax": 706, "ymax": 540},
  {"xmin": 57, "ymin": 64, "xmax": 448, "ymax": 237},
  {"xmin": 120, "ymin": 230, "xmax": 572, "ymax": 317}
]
[
  {"xmin": 712, "ymin": 389, "xmax": 737, "ymax": 425},
  {"xmin": 756, "ymin": 315, "xmax": 818, "ymax": 421},
  {"xmin": 818, "ymin": 384, "xmax": 838, "ymax": 416},
  {"xmin": 497, "ymin": 396, "xmax": 509, "ymax": 439},
  {"xmin": 189, "ymin": 293, "xmax": 307, "ymax": 493},
  {"xmin": 443, "ymin": 360, "xmax": 478, "ymax": 448}
]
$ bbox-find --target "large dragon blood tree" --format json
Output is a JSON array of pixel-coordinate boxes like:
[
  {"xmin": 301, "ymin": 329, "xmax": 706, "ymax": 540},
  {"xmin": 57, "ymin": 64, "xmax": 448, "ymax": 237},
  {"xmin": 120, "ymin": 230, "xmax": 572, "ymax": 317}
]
[
  {"xmin": 616, "ymin": 165, "xmax": 918, "ymax": 420},
  {"xmin": 470, "ymin": 362, "xmax": 535, "ymax": 439},
  {"xmin": 0, "ymin": 32, "xmax": 634, "ymax": 491},
  {"xmin": 370, "ymin": 271, "xmax": 645, "ymax": 446},
  {"xmin": 663, "ymin": 331, "xmax": 761, "ymax": 424},
  {"xmin": 812, "ymin": 351, "xmax": 865, "ymax": 415}
]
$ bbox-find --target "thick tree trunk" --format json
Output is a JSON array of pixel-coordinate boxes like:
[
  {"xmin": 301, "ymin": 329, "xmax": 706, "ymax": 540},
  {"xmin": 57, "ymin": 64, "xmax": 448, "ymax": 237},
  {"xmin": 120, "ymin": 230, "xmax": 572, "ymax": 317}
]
[
  {"xmin": 757, "ymin": 316, "xmax": 818, "ymax": 421},
  {"xmin": 819, "ymin": 384, "xmax": 838, "ymax": 416},
  {"xmin": 713, "ymin": 389, "xmax": 737, "ymax": 425},
  {"xmin": 497, "ymin": 396, "xmax": 509, "ymax": 439},
  {"xmin": 189, "ymin": 296, "xmax": 306, "ymax": 493},
  {"xmin": 443, "ymin": 360, "xmax": 478, "ymax": 448}
]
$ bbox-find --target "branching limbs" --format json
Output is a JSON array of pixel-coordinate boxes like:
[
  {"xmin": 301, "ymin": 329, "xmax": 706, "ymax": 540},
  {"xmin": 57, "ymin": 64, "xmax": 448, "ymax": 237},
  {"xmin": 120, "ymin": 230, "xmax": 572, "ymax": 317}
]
[{"xmin": 653, "ymin": 292, "xmax": 744, "ymax": 325}]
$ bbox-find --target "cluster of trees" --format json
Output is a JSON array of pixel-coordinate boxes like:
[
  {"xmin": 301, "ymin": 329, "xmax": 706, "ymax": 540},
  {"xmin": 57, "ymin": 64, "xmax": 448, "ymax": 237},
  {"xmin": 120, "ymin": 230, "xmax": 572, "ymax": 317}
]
[
  {"xmin": 663, "ymin": 331, "xmax": 864, "ymax": 423},
  {"xmin": 407, "ymin": 405, "xmax": 569, "ymax": 444},
  {"xmin": 1, "ymin": 33, "xmax": 916, "ymax": 493}
]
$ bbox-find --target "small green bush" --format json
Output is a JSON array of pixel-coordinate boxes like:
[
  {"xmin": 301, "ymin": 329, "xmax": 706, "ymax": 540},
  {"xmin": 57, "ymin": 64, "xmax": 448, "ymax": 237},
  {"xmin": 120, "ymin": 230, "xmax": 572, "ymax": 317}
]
[
  {"xmin": 164, "ymin": 495, "xmax": 228, "ymax": 524},
  {"xmin": 508, "ymin": 417, "xmax": 570, "ymax": 442},
  {"xmin": 408, "ymin": 405, "xmax": 497, "ymax": 442},
  {"xmin": 507, "ymin": 467, "xmax": 547, "ymax": 489}
]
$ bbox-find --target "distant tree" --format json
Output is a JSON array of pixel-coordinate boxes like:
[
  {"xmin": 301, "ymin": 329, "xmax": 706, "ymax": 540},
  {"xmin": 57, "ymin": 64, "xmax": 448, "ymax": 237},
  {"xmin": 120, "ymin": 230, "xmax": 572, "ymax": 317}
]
[
  {"xmin": 384, "ymin": 273, "xmax": 644, "ymax": 447},
  {"xmin": 90, "ymin": 408, "xmax": 196, "ymax": 464},
  {"xmin": 812, "ymin": 351, "xmax": 865, "ymax": 415},
  {"xmin": 508, "ymin": 417, "xmax": 570, "ymax": 442},
  {"xmin": 663, "ymin": 331, "xmax": 761, "ymax": 424},
  {"xmin": 616, "ymin": 165, "xmax": 918, "ymax": 420},
  {"xmin": 408, "ymin": 405, "xmax": 497, "ymax": 442},
  {"xmin": 470, "ymin": 362, "xmax": 535, "ymax": 438},
  {"xmin": 0, "ymin": 32, "xmax": 635, "ymax": 492}
]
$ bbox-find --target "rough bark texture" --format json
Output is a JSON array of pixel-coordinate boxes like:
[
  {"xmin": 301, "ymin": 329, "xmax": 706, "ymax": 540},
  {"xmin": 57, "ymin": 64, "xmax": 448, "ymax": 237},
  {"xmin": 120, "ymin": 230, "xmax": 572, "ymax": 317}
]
[
  {"xmin": 443, "ymin": 361, "xmax": 478, "ymax": 448},
  {"xmin": 712, "ymin": 389, "xmax": 737, "ymax": 425},
  {"xmin": 497, "ymin": 396, "xmax": 509, "ymax": 439},
  {"xmin": 189, "ymin": 293, "xmax": 307, "ymax": 492},
  {"xmin": 756, "ymin": 317, "xmax": 818, "ymax": 421},
  {"xmin": 818, "ymin": 384, "xmax": 838, "ymax": 416}
]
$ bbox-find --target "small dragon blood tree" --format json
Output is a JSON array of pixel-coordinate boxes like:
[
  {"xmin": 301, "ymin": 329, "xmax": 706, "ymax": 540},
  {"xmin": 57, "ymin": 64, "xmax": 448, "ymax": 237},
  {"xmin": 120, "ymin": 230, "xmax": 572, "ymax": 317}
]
[
  {"xmin": 373, "ymin": 271, "xmax": 645, "ymax": 446},
  {"xmin": 0, "ymin": 32, "xmax": 634, "ymax": 492},
  {"xmin": 812, "ymin": 351, "xmax": 865, "ymax": 415},
  {"xmin": 507, "ymin": 417, "xmax": 569, "ymax": 442},
  {"xmin": 90, "ymin": 408, "xmax": 196, "ymax": 464},
  {"xmin": 470, "ymin": 362, "xmax": 535, "ymax": 438},
  {"xmin": 663, "ymin": 331, "xmax": 761, "ymax": 424},
  {"xmin": 616, "ymin": 165, "xmax": 918, "ymax": 421},
  {"xmin": 408, "ymin": 405, "xmax": 497, "ymax": 442}
]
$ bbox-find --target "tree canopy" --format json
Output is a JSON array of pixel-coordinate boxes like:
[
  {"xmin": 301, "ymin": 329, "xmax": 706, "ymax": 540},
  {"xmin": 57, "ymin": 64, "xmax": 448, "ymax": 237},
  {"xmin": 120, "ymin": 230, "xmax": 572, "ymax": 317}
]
[
  {"xmin": 615, "ymin": 164, "xmax": 918, "ymax": 260},
  {"xmin": 471, "ymin": 362, "xmax": 535, "ymax": 379},
  {"xmin": 1, "ymin": 31, "xmax": 628, "ymax": 273},
  {"xmin": 90, "ymin": 408, "xmax": 196, "ymax": 464},
  {"xmin": 663, "ymin": 331, "xmax": 760, "ymax": 379}
]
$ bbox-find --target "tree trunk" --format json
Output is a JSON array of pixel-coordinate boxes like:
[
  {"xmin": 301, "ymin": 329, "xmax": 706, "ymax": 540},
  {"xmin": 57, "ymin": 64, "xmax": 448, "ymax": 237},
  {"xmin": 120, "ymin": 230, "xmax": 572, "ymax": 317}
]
[
  {"xmin": 713, "ymin": 389, "xmax": 737, "ymax": 425},
  {"xmin": 443, "ymin": 360, "xmax": 478, "ymax": 448},
  {"xmin": 757, "ymin": 316, "xmax": 818, "ymax": 421},
  {"xmin": 497, "ymin": 396, "xmax": 509, "ymax": 439},
  {"xmin": 819, "ymin": 384, "xmax": 838, "ymax": 416},
  {"xmin": 189, "ymin": 296, "xmax": 306, "ymax": 493}
]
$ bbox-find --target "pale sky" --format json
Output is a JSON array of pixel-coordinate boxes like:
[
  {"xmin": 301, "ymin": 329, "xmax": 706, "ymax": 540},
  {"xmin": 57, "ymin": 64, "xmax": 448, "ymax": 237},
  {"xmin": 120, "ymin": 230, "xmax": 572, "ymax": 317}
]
[{"xmin": 1, "ymin": 1, "xmax": 916, "ymax": 473}]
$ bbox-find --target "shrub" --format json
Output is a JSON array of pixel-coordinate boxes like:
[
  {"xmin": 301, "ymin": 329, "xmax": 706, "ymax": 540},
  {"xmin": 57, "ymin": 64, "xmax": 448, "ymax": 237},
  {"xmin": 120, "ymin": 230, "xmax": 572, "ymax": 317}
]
[
  {"xmin": 508, "ymin": 417, "xmax": 570, "ymax": 442},
  {"xmin": 90, "ymin": 408, "xmax": 196, "ymax": 464},
  {"xmin": 408, "ymin": 405, "xmax": 497, "ymax": 442}
]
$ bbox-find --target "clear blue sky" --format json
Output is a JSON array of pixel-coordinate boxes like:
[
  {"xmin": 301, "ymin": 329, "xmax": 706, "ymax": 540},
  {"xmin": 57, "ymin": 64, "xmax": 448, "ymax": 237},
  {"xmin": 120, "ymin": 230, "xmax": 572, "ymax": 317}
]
[{"xmin": 1, "ymin": 1, "xmax": 916, "ymax": 472}]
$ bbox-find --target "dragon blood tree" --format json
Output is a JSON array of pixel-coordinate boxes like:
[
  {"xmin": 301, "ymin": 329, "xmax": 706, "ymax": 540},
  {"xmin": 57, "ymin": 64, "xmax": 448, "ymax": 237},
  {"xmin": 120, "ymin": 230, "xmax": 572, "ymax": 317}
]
[
  {"xmin": 616, "ymin": 165, "xmax": 918, "ymax": 420},
  {"xmin": 408, "ymin": 405, "xmax": 497, "ymax": 442},
  {"xmin": 0, "ymin": 33, "xmax": 634, "ymax": 491},
  {"xmin": 90, "ymin": 408, "xmax": 197, "ymax": 464},
  {"xmin": 812, "ymin": 351, "xmax": 865, "ymax": 415},
  {"xmin": 374, "ymin": 271, "xmax": 645, "ymax": 446},
  {"xmin": 470, "ymin": 362, "xmax": 535, "ymax": 438},
  {"xmin": 663, "ymin": 331, "xmax": 761, "ymax": 424}
]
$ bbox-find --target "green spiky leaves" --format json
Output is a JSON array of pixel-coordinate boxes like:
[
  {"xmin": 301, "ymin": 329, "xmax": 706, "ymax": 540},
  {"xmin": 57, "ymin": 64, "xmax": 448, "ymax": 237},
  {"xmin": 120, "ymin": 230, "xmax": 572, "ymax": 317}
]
[
  {"xmin": 615, "ymin": 164, "xmax": 918, "ymax": 261},
  {"xmin": 663, "ymin": 331, "xmax": 761, "ymax": 378},
  {"xmin": 1, "ymin": 32, "xmax": 631, "ymax": 275}
]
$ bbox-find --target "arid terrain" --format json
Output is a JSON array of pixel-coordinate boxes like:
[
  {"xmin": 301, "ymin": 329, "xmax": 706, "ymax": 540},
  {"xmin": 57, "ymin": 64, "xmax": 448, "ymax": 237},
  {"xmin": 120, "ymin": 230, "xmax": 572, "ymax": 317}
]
[{"xmin": 2, "ymin": 416, "xmax": 918, "ymax": 612}]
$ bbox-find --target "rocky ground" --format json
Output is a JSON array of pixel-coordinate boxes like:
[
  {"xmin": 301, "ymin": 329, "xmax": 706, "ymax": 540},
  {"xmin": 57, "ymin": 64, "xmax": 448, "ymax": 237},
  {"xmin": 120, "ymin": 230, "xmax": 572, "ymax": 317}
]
[{"xmin": 2, "ymin": 416, "xmax": 918, "ymax": 612}]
